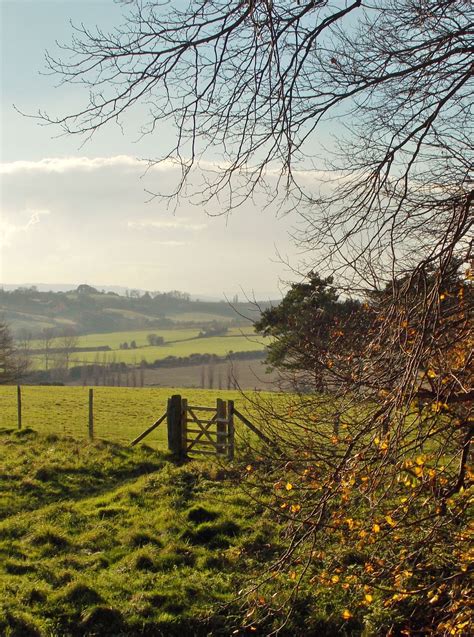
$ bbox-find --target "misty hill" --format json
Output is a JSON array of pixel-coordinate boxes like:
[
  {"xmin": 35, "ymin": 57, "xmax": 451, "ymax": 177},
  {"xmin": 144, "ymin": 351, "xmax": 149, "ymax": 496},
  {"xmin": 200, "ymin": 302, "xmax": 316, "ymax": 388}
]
[{"xmin": 0, "ymin": 285, "xmax": 269, "ymax": 336}]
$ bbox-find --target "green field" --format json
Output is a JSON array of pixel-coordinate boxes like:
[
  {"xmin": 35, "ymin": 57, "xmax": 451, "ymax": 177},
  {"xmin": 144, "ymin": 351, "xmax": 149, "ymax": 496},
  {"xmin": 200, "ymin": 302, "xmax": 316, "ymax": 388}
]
[
  {"xmin": 29, "ymin": 327, "xmax": 268, "ymax": 369},
  {"xmin": 0, "ymin": 429, "xmax": 300, "ymax": 636},
  {"xmin": 0, "ymin": 389, "xmax": 464, "ymax": 635},
  {"xmin": 0, "ymin": 386, "xmax": 280, "ymax": 450}
]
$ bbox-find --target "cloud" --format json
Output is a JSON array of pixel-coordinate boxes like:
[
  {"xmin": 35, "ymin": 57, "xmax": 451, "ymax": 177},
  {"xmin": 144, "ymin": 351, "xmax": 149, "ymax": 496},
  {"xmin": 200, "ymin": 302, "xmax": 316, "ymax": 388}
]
[
  {"xmin": 0, "ymin": 155, "xmax": 144, "ymax": 175},
  {"xmin": 0, "ymin": 155, "xmax": 219, "ymax": 176},
  {"xmin": 127, "ymin": 219, "xmax": 206, "ymax": 231},
  {"xmin": 0, "ymin": 208, "xmax": 50, "ymax": 247},
  {"xmin": 0, "ymin": 154, "xmax": 340, "ymax": 183}
]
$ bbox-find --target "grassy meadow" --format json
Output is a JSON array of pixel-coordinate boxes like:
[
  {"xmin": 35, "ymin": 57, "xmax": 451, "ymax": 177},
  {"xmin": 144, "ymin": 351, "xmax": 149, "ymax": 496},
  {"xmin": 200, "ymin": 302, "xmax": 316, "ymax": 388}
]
[
  {"xmin": 0, "ymin": 386, "xmax": 280, "ymax": 449},
  {"xmin": 0, "ymin": 429, "xmax": 296, "ymax": 636},
  {"xmin": 1, "ymin": 391, "xmax": 467, "ymax": 635}
]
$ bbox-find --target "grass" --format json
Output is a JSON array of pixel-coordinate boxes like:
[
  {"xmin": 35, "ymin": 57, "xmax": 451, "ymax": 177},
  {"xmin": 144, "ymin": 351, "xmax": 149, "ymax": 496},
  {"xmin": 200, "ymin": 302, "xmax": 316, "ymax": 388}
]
[
  {"xmin": 69, "ymin": 334, "xmax": 267, "ymax": 366},
  {"xmin": 1, "ymin": 404, "xmax": 462, "ymax": 634},
  {"xmin": 0, "ymin": 428, "xmax": 285, "ymax": 636},
  {"xmin": 0, "ymin": 386, "xmax": 276, "ymax": 449}
]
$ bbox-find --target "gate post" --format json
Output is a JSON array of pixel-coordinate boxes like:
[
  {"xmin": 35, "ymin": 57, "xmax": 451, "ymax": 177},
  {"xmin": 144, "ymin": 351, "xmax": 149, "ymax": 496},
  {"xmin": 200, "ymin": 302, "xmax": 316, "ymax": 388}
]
[
  {"xmin": 181, "ymin": 398, "xmax": 188, "ymax": 459},
  {"xmin": 216, "ymin": 398, "xmax": 227, "ymax": 455},
  {"xmin": 167, "ymin": 394, "xmax": 183, "ymax": 456},
  {"xmin": 227, "ymin": 400, "xmax": 235, "ymax": 460}
]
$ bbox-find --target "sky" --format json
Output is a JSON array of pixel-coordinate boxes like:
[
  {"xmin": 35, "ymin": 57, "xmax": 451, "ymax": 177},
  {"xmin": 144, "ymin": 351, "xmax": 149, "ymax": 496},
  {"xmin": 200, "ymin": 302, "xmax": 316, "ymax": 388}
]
[{"xmin": 0, "ymin": 0, "xmax": 304, "ymax": 299}]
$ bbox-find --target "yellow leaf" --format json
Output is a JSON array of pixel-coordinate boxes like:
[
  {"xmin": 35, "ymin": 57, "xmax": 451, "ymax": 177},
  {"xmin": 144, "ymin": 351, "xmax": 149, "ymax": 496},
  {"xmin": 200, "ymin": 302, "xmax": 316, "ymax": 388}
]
[
  {"xmin": 342, "ymin": 609, "xmax": 352, "ymax": 620},
  {"xmin": 385, "ymin": 515, "xmax": 397, "ymax": 527},
  {"xmin": 365, "ymin": 594, "xmax": 373, "ymax": 603},
  {"xmin": 331, "ymin": 575, "xmax": 339, "ymax": 583},
  {"xmin": 246, "ymin": 465, "xmax": 253, "ymax": 472},
  {"xmin": 289, "ymin": 571, "xmax": 297, "ymax": 580},
  {"xmin": 427, "ymin": 369, "xmax": 437, "ymax": 378},
  {"xmin": 372, "ymin": 523, "xmax": 381, "ymax": 533},
  {"xmin": 290, "ymin": 504, "xmax": 301, "ymax": 513},
  {"xmin": 285, "ymin": 482, "xmax": 293, "ymax": 491}
]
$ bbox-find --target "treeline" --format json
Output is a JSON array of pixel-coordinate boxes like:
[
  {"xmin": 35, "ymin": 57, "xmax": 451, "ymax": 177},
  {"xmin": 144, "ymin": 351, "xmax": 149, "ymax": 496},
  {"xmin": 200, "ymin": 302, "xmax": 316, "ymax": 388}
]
[
  {"xmin": 23, "ymin": 350, "xmax": 266, "ymax": 386},
  {"xmin": 145, "ymin": 349, "xmax": 266, "ymax": 368}
]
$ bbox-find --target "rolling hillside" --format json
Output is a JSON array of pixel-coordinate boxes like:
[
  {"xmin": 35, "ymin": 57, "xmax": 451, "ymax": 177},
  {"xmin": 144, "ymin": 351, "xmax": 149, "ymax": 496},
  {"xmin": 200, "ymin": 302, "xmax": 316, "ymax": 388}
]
[{"xmin": 1, "ymin": 285, "xmax": 270, "ymax": 337}]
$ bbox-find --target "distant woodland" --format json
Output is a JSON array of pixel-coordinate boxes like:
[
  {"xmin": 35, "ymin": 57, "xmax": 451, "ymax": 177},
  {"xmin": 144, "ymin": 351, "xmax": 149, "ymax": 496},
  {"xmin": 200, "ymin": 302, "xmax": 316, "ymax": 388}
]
[{"xmin": 0, "ymin": 285, "xmax": 269, "ymax": 337}]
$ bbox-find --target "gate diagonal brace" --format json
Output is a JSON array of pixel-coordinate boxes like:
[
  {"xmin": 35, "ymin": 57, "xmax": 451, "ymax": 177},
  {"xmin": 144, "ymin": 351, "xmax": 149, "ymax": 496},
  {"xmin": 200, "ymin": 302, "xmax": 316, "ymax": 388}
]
[{"xmin": 186, "ymin": 408, "xmax": 219, "ymax": 450}]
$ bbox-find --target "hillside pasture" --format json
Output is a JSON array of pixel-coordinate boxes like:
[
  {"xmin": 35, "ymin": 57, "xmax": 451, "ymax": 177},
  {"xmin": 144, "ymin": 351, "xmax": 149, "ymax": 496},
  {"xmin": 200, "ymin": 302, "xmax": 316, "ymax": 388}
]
[
  {"xmin": 0, "ymin": 429, "xmax": 300, "ymax": 636},
  {"xmin": 0, "ymin": 386, "xmax": 282, "ymax": 451}
]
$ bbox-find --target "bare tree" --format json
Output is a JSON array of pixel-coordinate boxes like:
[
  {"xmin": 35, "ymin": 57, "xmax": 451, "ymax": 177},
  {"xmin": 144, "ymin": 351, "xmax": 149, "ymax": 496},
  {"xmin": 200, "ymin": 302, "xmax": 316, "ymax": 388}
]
[
  {"xmin": 59, "ymin": 327, "xmax": 79, "ymax": 371},
  {"xmin": 0, "ymin": 322, "xmax": 28, "ymax": 384},
  {"xmin": 207, "ymin": 359, "xmax": 215, "ymax": 389},
  {"xmin": 40, "ymin": 327, "xmax": 55, "ymax": 371}
]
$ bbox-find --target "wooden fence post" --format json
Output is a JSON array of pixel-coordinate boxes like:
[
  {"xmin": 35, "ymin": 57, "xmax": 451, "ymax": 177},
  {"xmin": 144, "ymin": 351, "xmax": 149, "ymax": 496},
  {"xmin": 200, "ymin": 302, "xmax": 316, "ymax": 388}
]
[
  {"xmin": 181, "ymin": 398, "xmax": 188, "ymax": 459},
  {"xmin": 167, "ymin": 394, "xmax": 183, "ymax": 456},
  {"xmin": 88, "ymin": 388, "xmax": 94, "ymax": 440},
  {"xmin": 17, "ymin": 385, "xmax": 22, "ymax": 430},
  {"xmin": 216, "ymin": 398, "xmax": 227, "ymax": 455},
  {"xmin": 227, "ymin": 400, "xmax": 235, "ymax": 460}
]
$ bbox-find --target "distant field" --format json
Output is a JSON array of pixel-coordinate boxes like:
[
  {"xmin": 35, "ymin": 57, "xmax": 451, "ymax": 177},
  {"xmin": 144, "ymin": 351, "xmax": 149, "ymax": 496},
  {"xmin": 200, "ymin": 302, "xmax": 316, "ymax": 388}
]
[
  {"xmin": 29, "ymin": 327, "xmax": 268, "ymax": 369},
  {"xmin": 31, "ymin": 328, "xmax": 200, "ymax": 350},
  {"xmin": 167, "ymin": 311, "xmax": 235, "ymax": 323},
  {"xmin": 0, "ymin": 386, "xmax": 282, "ymax": 449}
]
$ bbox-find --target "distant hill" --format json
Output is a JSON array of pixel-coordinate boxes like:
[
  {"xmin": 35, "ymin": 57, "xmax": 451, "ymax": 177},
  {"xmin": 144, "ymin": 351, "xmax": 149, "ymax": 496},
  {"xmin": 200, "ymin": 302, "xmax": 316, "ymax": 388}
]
[
  {"xmin": 0, "ymin": 285, "xmax": 272, "ymax": 337},
  {"xmin": 1, "ymin": 282, "xmax": 223, "ymax": 301}
]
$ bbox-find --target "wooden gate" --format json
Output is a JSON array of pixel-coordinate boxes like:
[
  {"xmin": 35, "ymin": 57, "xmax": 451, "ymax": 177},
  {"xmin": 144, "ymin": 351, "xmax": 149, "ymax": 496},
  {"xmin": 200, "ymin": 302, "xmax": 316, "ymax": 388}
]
[
  {"xmin": 131, "ymin": 393, "xmax": 273, "ymax": 458},
  {"xmin": 182, "ymin": 398, "xmax": 234, "ymax": 459}
]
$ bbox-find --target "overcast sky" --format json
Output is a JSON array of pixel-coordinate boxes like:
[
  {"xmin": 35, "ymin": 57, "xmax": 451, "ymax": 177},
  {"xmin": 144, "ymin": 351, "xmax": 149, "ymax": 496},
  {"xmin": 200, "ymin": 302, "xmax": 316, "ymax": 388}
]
[{"xmin": 0, "ymin": 0, "xmax": 307, "ymax": 299}]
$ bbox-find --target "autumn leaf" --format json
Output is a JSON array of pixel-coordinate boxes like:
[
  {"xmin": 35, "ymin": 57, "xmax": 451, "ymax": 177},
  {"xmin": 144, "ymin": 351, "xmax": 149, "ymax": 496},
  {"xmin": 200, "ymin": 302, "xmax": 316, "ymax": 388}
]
[{"xmin": 342, "ymin": 609, "xmax": 352, "ymax": 620}]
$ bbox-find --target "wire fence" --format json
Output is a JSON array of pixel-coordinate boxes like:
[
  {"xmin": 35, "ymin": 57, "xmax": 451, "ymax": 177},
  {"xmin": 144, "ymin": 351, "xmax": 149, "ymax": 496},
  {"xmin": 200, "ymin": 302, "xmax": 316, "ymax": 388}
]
[{"xmin": 0, "ymin": 385, "xmax": 258, "ymax": 451}]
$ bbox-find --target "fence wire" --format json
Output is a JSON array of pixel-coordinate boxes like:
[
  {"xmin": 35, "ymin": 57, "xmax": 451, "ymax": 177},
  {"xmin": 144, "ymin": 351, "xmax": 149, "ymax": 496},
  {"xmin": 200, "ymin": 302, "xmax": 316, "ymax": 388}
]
[{"xmin": 0, "ymin": 386, "xmax": 260, "ymax": 452}]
